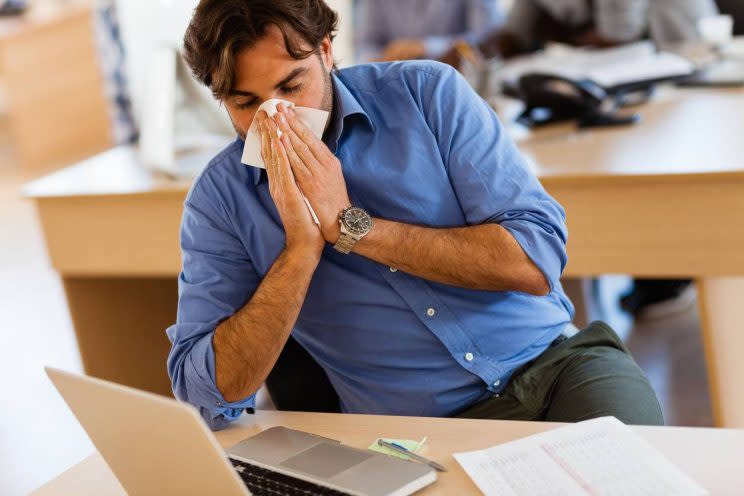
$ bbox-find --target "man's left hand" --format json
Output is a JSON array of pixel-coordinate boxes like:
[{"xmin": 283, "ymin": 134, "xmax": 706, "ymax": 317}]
[{"xmin": 273, "ymin": 103, "xmax": 351, "ymax": 244}]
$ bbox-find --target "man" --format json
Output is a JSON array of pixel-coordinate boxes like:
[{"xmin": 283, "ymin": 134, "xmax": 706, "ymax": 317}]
[
  {"xmin": 442, "ymin": 0, "xmax": 718, "ymax": 64},
  {"xmin": 354, "ymin": 0, "xmax": 503, "ymax": 63},
  {"xmin": 168, "ymin": 0, "xmax": 663, "ymax": 431}
]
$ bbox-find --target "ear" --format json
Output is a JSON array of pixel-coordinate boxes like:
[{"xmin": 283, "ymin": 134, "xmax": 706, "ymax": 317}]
[{"xmin": 319, "ymin": 35, "xmax": 334, "ymax": 71}]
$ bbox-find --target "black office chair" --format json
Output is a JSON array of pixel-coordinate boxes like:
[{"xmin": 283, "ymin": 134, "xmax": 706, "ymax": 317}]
[{"xmin": 264, "ymin": 335, "xmax": 341, "ymax": 413}]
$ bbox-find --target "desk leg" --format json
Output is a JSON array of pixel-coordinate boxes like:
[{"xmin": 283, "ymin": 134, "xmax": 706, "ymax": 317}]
[
  {"xmin": 62, "ymin": 277, "xmax": 177, "ymax": 397},
  {"xmin": 697, "ymin": 277, "xmax": 744, "ymax": 428}
]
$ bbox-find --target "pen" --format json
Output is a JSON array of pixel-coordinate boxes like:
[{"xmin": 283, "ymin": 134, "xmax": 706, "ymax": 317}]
[{"xmin": 377, "ymin": 439, "xmax": 447, "ymax": 472}]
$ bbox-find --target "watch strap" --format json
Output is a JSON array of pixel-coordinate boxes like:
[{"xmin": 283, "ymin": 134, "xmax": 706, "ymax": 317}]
[{"xmin": 333, "ymin": 233, "xmax": 358, "ymax": 254}]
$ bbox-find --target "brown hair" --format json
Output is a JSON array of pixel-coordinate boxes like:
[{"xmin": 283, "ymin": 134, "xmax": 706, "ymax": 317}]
[{"xmin": 184, "ymin": 0, "xmax": 338, "ymax": 99}]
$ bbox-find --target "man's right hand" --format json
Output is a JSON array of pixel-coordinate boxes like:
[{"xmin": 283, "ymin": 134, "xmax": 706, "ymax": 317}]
[{"xmin": 257, "ymin": 112, "xmax": 325, "ymax": 259}]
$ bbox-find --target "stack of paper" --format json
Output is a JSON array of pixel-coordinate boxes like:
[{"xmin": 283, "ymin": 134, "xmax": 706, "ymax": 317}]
[
  {"xmin": 454, "ymin": 417, "xmax": 708, "ymax": 496},
  {"xmin": 499, "ymin": 42, "xmax": 695, "ymax": 89}
]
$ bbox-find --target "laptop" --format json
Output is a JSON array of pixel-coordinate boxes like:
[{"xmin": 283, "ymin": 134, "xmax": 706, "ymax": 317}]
[{"xmin": 45, "ymin": 367, "xmax": 436, "ymax": 496}]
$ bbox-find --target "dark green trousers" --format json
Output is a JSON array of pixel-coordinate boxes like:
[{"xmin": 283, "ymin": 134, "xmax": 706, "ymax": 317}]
[{"xmin": 456, "ymin": 321, "xmax": 664, "ymax": 425}]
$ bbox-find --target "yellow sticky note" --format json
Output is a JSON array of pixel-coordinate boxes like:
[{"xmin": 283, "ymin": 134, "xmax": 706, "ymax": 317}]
[{"xmin": 368, "ymin": 437, "xmax": 427, "ymax": 460}]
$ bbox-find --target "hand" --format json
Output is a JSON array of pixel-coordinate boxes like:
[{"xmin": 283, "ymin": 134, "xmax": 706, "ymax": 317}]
[
  {"xmin": 439, "ymin": 45, "xmax": 464, "ymax": 71},
  {"xmin": 272, "ymin": 104, "xmax": 351, "ymax": 244},
  {"xmin": 380, "ymin": 39, "xmax": 426, "ymax": 61},
  {"xmin": 257, "ymin": 111, "xmax": 325, "ymax": 258}
]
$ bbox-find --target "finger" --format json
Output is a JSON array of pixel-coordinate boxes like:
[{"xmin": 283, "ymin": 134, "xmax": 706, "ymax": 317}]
[
  {"xmin": 275, "ymin": 113, "xmax": 312, "ymax": 179},
  {"xmin": 280, "ymin": 128, "xmax": 313, "ymax": 183},
  {"xmin": 264, "ymin": 134, "xmax": 281, "ymax": 196},
  {"xmin": 270, "ymin": 139, "xmax": 285, "ymax": 195},
  {"xmin": 273, "ymin": 134, "xmax": 307, "ymax": 205},
  {"xmin": 282, "ymin": 107, "xmax": 335, "ymax": 164},
  {"xmin": 278, "ymin": 110, "xmax": 323, "ymax": 171},
  {"xmin": 255, "ymin": 110, "xmax": 268, "ymax": 124},
  {"xmin": 264, "ymin": 115, "xmax": 284, "ymax": 142},
  {"xmin": 266, "ymin": 117, "xmax": 297, "ymax": 189},
  {"xmin": 258, "ymin": 121, "xmax": 271, "ymax": 167}
]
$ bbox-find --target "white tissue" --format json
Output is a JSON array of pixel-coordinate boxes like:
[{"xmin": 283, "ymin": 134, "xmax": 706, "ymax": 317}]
[{"xmin": 240, "ymin": 98, "xmax": 330, "ymax": 169}]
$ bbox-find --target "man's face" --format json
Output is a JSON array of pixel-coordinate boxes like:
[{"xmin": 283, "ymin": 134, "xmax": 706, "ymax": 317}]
[{"xmin": 224, "ymin": 25, "xmax": 334, "ymax": 140}]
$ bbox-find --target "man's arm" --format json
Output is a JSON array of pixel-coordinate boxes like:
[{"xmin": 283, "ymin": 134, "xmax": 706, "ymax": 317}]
[
  {"xmin": 168, "ymin": 117, "xmax": 324, "ymax": 429},
  {"xmin": 353, "ymin": 220, "xmax": 549, "ymax": 295},
  {"xmin": 213, "ymin": 247, "xmax": 319, "ymax": 402},
  {"xmin": 214, "ymin": 115, "xmax": 325, "ymax": 403}
]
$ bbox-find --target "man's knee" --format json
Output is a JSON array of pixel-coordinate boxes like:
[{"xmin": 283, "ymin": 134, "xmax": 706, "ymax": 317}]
[{"xmin": 546, "ymin": 347, "xmax": 664, "ymax": 426}]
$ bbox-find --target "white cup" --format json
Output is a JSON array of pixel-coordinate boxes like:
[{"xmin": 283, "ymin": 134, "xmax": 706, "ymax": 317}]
[{"xmin": 698, "ymin": 15, "xmax": 734, "ymax": 47}]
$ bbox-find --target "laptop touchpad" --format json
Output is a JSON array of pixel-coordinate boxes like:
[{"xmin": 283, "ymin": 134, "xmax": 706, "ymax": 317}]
[{"xmin": 280, "ymin": 442, "xmax": 372, "ymax": 479}]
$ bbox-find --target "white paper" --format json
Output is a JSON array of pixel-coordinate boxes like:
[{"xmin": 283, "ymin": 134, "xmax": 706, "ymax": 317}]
[
  {"xmin": 500, "ymin": 42, "xmax": 694, "ymax": 88},
  {"xmin": 454, "ymin": 416, "xmax": 708, "ymax": 496},
  {"xmin": 240, "ymin": 98, "xmax": 329, "ymax": 169}
]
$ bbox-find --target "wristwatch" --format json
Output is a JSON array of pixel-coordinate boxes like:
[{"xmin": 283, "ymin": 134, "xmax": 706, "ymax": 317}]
[{"xmin": 333, "ymin": 206, "xmax": 374, "ymax": 254}]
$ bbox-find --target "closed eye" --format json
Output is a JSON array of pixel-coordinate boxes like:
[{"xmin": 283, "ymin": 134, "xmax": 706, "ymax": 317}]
[
  {"xmin": 236, "ymin": 98, "xmax": 258, "ymax": 110},
  {"xmin": 282, "ymin": 84, "xmax": 302, "ymax": 95}
]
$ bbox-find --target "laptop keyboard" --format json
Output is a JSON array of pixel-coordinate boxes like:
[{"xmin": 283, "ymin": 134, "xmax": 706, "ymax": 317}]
[{"xmin": 230, "ymin": 458, "xmax": 353, "ymax": 496}]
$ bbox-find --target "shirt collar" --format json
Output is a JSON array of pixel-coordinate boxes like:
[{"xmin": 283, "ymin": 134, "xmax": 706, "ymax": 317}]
[
  {"xmin": 325, "ymin": 71, "xmax": 375, "ymax": 150},
  {"xmin": 250, "ymin": 72, "xmax": 373, "ymax": 186}
]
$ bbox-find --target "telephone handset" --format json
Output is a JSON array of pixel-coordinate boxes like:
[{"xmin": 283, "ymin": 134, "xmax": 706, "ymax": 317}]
[{"xmin": 515, "ymin": 73, "xmax": 641, "ymax": 128}]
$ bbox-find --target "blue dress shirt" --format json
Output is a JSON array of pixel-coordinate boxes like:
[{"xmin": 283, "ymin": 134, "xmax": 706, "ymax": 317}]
[{"xmin": 167, "ymin": 61, "xmax": 574, "ymax": 431}]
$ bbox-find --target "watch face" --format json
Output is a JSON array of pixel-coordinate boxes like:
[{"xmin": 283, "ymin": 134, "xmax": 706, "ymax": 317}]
[{"xmin": 342, "ymin": 207, "xmax": 373, "ymax": 235}]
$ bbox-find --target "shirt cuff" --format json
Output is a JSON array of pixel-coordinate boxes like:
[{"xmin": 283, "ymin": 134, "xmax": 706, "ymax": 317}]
[
  {"xmin": 180, "ymin": 331, "xmax": 257, "ymax": 430},
  {"xmin": 500, "ymin": 220, "xmax": 566, "ymax": 293}
]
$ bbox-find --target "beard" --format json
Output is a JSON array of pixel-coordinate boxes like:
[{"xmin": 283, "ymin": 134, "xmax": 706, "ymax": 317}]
[
  {"xmin": 229, "ymin": 56, "xmax": 334, "ymax": 141},
  {"xmin": 318, "ymin": 61, "xmax": 334, "ymax": 114}
]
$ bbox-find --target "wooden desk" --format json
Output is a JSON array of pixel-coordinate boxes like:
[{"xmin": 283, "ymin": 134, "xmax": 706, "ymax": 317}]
[
  {"xmin": 0, "ymin": 1, "xmax": 111, "ymax": 170},
  {"xmin": 30, "ymin": 410, "xmax": 744, "ymax": 495},
  {"xmin": 24, "ymin": 87, "xmax": 744, "ymax": 426}
]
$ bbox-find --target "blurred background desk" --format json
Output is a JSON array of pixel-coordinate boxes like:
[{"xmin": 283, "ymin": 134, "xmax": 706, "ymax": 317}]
[
  {"xmin": 31, "ymin": 410, "xmax": 744, "ymax": 495},
  {"xmin": 0, "ymin": 0, "xmax": 111, "ymax": 171},
  {"xmin": 24, "ymin": 86, "xmax": 744, "ymax": 426},
  {"xmin": 518, "ymin": 87, "xmax": 744, "ymax": 428}
]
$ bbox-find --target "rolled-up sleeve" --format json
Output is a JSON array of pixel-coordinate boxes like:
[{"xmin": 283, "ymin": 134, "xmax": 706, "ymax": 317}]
[
  {"xmin": 166, "ymin": 173, "xmax": 262, "ymax": 430},
  {"xmin": 422, "ymin": 64, "xmax": 568, "ymax": 291}
]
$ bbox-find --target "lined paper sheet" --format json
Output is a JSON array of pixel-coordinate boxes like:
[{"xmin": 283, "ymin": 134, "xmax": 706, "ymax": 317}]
[{"xmin": 454, "ymin": 417, "xmax": 708, "ymax": 496}]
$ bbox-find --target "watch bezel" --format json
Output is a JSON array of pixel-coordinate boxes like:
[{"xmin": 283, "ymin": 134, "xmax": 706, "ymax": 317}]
[{"xmin": 341, "ymin": 207, "xmax": 373, "ymax": 236}]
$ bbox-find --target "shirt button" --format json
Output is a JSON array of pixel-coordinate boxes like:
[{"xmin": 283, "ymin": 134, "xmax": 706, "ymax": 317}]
[
  {"xmin": 464, "ymin": 352, "xmax": 474, "ymax": 362},
  {"xmin": 426, "ymin": 308, "xmax": 436, "ymax": 317},
  {"xmin": 389, "ymin": 267, "xmax": 398, "ymax": 272},
  {"xmin": 216, "ymin": 400, "xmax": 223, "ymax": 407},
  {"xmin": 493, "ymin": 379, "xmax": 501, "ymax": 387}
]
